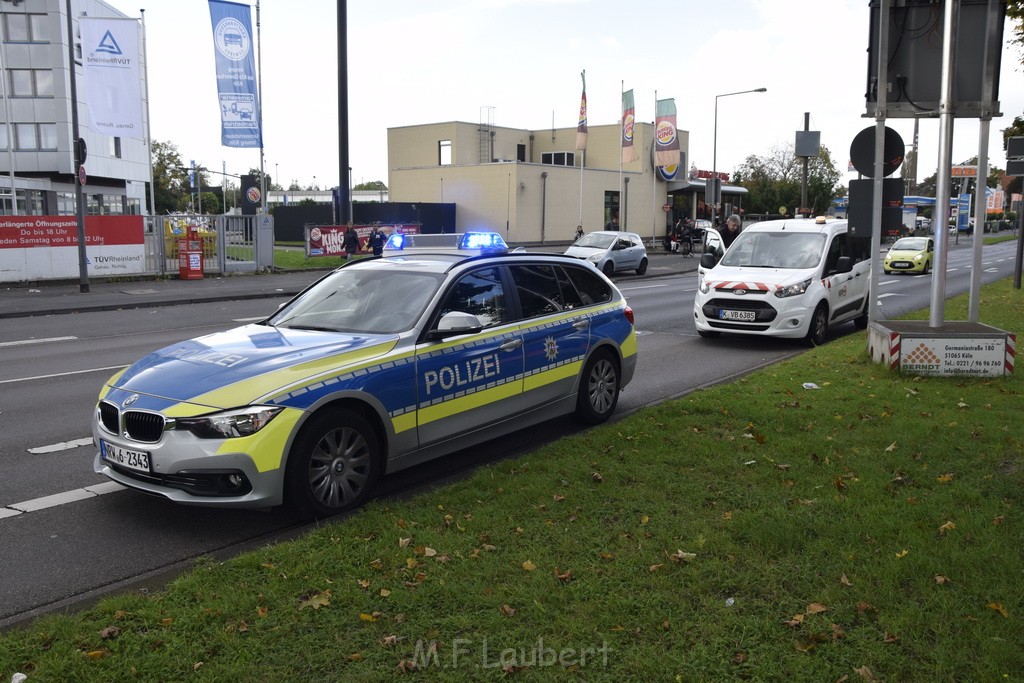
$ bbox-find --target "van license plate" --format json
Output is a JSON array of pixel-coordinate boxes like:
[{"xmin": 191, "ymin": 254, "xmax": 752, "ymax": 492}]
[{"xmin": 720, "ymin": 309, "xmax": 755, "ymax": 322}]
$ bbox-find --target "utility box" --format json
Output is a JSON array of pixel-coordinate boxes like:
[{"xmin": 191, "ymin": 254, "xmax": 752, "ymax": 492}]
[{"xmin": 178, "ymin": 226, "xmax": 204, "ymax": 280}]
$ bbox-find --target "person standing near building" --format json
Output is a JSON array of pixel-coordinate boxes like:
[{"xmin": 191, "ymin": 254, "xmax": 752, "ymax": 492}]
[
  {"xmin": 367, "ymin": 224, "xmax": 386, "ymax": 257},
  {"xmin": 574, "ymin": 224, "xmax": 584, "ymax": 241},
  {"xmin": 343, "ymin": 223, "xmax": 360, "ymax": 262}
]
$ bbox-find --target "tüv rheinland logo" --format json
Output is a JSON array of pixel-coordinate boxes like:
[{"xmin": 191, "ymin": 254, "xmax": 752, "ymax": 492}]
[
  {"xmin": 94, "ymin": 30, "xmax": 122, "ymax": 56},
  {"xmin": 215, "ymin": 18, "xmax": 250, "ymax": 61}
]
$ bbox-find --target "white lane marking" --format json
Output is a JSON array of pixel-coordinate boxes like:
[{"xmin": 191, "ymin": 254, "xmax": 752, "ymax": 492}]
[
  {"xmin": 0, "ymin": 336, "xmax": 78, "ymax": 348},
  {"xmin": 878, "ymin": 279, "xmax": 899, "ymax": 286},
  {"xmin": 232, "ymin": 316, "xmax": 266, "ymax": 322},
  {"xmin": 0, "ymin": 364, "xmax": 127, "ymax": 385},
  {"xmin": 877, "ymin": 292, "xmax": 901, "ymax": 299},
  {"xmin": 28, "ymin": 438, "xmax": 94, "ymax": 454},
  {"xmin": 4, "ymin": 481, "xmax": 125, "ymax": 516}
]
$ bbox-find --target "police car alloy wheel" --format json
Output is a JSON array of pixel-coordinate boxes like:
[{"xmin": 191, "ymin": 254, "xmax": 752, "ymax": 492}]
[
  {"xmin": 284, "ymin": 407, "xmax": 381, "ymax": 519},
  {"xmin": 575, "ymin": 350, "xmax": 620, "ymax": 424}
]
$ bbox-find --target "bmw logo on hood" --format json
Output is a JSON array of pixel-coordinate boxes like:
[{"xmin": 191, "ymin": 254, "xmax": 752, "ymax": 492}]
[{"xmin": 122, "ymin": 393, "xmax": 140, "ymax": 408}]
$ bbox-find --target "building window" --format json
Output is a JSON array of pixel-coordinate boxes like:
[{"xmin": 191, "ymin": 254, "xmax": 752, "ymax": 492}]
[
  {"xmin": 109, "ymin": 136, "xmax": 121, "ymax": 159},
  {"xmin": 3, "ymin": 13, "xmax": 48, "ymax": 43},
  {"xmin": 9, "ymin": 69, "xmax": 53, "ymax": 97},
  {"xmin": 517, "ymin": 144, "xmax": 526, "ymax": 162},
  {"xmin": 11, "ymin": 123, "xmax": 57, "ymax": 150},
  {"xmin": 0, "ymin": 123, "xmax": 7, "ymax": 150},
  {"xmin": 439, "ymin": 139, "xmax": 451, "ymax": 166},
  {"xmin": 57, "ymin": 192, "xmax": 75, "ymax": 215},
  {"xmin": 541, "ymin": 152, "xmax": 575, "ymax": 167}
]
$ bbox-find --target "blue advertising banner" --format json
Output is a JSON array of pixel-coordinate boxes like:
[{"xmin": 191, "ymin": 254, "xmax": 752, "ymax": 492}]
[{"xmin": 208, "ymin": 0, "xmax": 261, "ymax": 148}]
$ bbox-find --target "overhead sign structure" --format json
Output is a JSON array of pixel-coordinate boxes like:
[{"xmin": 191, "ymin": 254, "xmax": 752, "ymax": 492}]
[
  {"xmin": 951, "ymin": 165, "xmax": 978, "ymax": 177},
  {"xmin": 209, "ymin": 0, "xmax": 262, "ymax": 148},
  {"xmin": 79, "ymin": 17, "xmax": 144, "ymax": 138}
]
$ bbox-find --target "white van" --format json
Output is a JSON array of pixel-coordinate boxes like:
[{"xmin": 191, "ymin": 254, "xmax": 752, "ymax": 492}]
[{"xmin": 693, "ymin": 217, "xmax": 871, "ymax": 345}]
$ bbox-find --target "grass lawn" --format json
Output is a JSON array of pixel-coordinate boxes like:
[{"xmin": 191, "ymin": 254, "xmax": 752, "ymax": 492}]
[{"xmin": 1, "ymin": 279, "xmax": 1021, "ymax": 681}]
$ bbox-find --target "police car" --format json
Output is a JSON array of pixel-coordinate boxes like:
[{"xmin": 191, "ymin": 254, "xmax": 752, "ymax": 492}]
[
  {"xmin": 693, "ymin": 217, "xmax": 871, "ymax": 345},
  {"xmin": 93, "ymin": 234, "xmax": 638, "ymax": 519}
]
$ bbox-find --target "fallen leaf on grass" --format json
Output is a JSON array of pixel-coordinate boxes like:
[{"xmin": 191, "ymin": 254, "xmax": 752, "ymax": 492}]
[
  {"xmin": 379, "ymin": 588, "xmax": 391, "ymax": 597},
  {"xmin": 936, "ymin": 473, "xmax": 954, "ymax": 484},
  {"xmin": 840, "ymin": 574, "xmax": 853, "ymax": 587},
  {"xmin": 649, "ymin": 563, "xmax": 663, "ymax": 573},
  {"xmin": 99, "ymin": 626, "xmax": 120, "ymax": 640},
  {"xmin": 885, "ymin": 442, "xmax": 897, "ymax": 452},
  {"xmin": 85, "ymin": 648, "xmax": 110, "ymax": 660},
  {"xmin": 348, "ymin": 653, "xmax": 364, "ymax": 661},
  {"xmin": 987, "ymin": 602, "xmax": 1010, "ymax": 618},
  {"xmin": 398, "ymin": 537, "xmax": 412, "ymax": 548},
  {"xmin": 359, "ymin": 612, "xmax": 379, "ymax": 622},
  {"xmin": 805, "ymin": 602, "xmax": 828, "ymax": 615},
  {"xmin": 938, "ymin": 521, "xmax": 956, "ymax": 534},
  {"xmin": 895, "ymin": 549, "xmax": 910, "ymax": 559},
  {"xmin": 782, "ymin": 614, "xmax": 805, "ymax": 627},
  {"xmin": 554, "ymin": 567, "xmax": 573, "ymax": 582},
  {"xmin": 882, "ymin": 632, "xmax": 900, "ymax": 644},
  {"xmin": 934, "ymin": 575, "xmax": 951, "ymax": 585},
  {"xmin": 671, "ymin": 550, "xmax": 696, "ymax": 564},
  {"xmin": 381, "ymin": 635, "xmax": 399, "ymax": 647},
  {"xmin": 592, "ymin": 471, "xmax": 604, "ymax": 483},
  {"xmin": 298, "ymin": 590, "xmax": 331, "ymax": 610},
  {"xmin": 522, "ymin": 560, "xmax": 537, "ymax": 572},
  {"xmin": 854, "ymin": 665, "xmax": 880, "ymax": 681},
  {"xmin": 993, "ymin": 515, "xmax": 1005, "ymax": 525}
]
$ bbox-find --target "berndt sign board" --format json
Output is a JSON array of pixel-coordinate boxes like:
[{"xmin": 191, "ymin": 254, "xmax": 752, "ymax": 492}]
[{"xmin": 0, "ymin": 216, "xmax": 145, "ymax": 282}]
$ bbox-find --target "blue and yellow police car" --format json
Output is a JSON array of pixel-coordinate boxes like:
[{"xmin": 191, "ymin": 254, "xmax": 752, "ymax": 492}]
[{"xmin": 93, "ymin": 235, "xmax": 638, "ymax": 519}]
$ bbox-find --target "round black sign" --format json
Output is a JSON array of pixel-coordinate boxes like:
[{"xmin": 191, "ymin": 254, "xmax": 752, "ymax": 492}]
[{"xmin": 849, "ymin": 126, "xmax": 905, "ymax": 178}]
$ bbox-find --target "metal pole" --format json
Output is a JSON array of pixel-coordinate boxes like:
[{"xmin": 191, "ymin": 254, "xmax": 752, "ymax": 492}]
[
  {"xmin": 66, "ymin": 0, "xmax": 88, "ymax": 293},
  {"xmin": 0, "ymin": 35, "xmax": 17, "ymax": 214},
  {"xmin": 256, "ymin": 0, "xmax": 266, "ymax": 214},
  {"xmin": 337, "ymin": 0, "xmax": 351, "ymax": 223},
  {"xmin": 800, "ymin": 112, "xmax": 809, "ymax": 216},
  {"xmin": 712, "ymin": 94, "xmax": 719, "ymax": 228},
  {"xmin": 868, "ymin": 0, "xmax": 890, "ymax": 325},
  {"xmin": 141, "ymin": 10, "xmax": 156, "ymax": 218},
  {"xmin": 929, "ymin": 0, "xmax": 959, "ymax": 328}
]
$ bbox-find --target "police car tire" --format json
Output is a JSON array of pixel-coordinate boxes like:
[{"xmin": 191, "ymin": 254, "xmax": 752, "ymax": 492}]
[
  {"xmin": 575, "ymin": 350, "xmax": 620, "ymax": 425},
  {"xmin": 807, "ymin": 304, "xmax": 829, "ymax": 347},
  {"xmin": 284, "ymin": 408, "xmax": 381, "ymax": 519}
]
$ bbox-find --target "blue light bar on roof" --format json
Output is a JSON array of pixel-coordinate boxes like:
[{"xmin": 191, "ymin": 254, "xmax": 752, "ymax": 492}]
[{"xmin": 459, "ymin": 231, "xmax": 507, "ymax": 251}]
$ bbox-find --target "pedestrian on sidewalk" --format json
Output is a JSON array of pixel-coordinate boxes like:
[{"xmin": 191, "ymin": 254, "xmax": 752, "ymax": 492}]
[
  {"xmin": 366, "ymin": 224, "xmax": 386, "ymax": 257},
  {"xmin": 343, "ymin": 223, "xmax": 360, "ymax": 262}
]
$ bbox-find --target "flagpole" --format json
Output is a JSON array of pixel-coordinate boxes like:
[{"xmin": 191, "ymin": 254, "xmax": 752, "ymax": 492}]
[
  {"xmin": 652, "ymin": 90, "xmax": 658, "ymax": 248},
  {"xmin": 619, "ymin": 80, "xmax": 624, "ymax": 228},
  {"xmin": 578, "ymin": 70, "xmax": 585, "ymax": 232},
  {"xmin": 256, "ymin": 0, "xmax": 266, "ymax": 214},
  {"xmin": 140, "ymin": 10, "xmax": 157, "ymax": 218}
]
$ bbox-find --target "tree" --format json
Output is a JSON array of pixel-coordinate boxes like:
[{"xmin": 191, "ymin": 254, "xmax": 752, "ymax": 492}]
[
  {"xmin": 733, "ymin": 143, "xmax": 842, "ymax": 216},
  {"xmin": 151, "ymin": 140, "xmax": 190, "ymax": 214},
  {"xmin": 353, "ymin": 180, "xmax": 387, "ymax": 191}
]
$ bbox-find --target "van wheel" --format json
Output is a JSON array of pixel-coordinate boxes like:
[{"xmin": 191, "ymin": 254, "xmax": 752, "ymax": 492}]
[
  {"xmin": 854, "ymin": 292, "xmax": 869, "ymax": 330},
  {"xmin": 602, "ymin": 261, "xmax": 615, "ymax": 277},
  {"xmin": 806, "ymin": 304, "xmax": 829, "ymax": 346},
  {"xmin": 285, "ymin": 408, "xmax": 381, "ymax": 520},
  {"xmin": 636, "ymin": 258, "xmax": 648, "ymax": 275},
  {"xmin": 574, "ymin": 350, "xmax": 619, "ymax": 425}
]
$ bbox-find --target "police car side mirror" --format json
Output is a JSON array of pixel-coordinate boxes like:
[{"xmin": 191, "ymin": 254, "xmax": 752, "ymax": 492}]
[
  {"xmin": 699, "ymin": 252, "xmax": 719, "ymax": 269},
  {"xmin": 425, "ymin": 311, "xmax": 484, "ymax": 341}
]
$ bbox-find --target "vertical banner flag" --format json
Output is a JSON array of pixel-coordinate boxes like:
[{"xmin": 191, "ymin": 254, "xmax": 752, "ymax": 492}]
[
  {"xmin": 80, "ymin": 17, "xmax": 143, "ymax": 138},
  {"xmin": 621, "ymin": 89, "xmax": 638, "ymax": 164},
  {"xmin": 576, "ymin": 71, "xmax": 588, "ymax": 151},
  {"xmin": 654, "ymin": 98, "xmax": 679, "ymax": 168},
  {"xmin": 209, "ymin": 0, "xmax": 262, "ymax": 148}
]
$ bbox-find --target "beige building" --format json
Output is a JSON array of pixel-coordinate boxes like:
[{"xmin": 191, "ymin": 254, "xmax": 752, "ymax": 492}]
[{"xmin": 387, "ymin": 120, "xmax": 694, "ymax": 245}]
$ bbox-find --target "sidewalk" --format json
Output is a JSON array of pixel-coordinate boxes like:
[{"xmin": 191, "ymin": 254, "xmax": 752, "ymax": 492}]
[{"xmin": 0, "ymin": 249, "xmax": 699, "ymax": 320}]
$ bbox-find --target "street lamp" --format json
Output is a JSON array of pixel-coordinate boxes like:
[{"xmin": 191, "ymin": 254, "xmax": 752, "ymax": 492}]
[{"xmin": 712, "ymin": 87, "xmax": 767, "ymax": 227}]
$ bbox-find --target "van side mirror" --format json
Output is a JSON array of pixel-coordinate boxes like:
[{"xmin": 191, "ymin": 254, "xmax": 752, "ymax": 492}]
[{"xmin": 834, "ymin": 256, "xmax": 853, "ymax": 274}]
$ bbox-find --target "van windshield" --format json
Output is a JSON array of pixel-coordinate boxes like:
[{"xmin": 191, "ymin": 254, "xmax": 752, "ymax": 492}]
[{"xmin": 720, "ymin": 232, "xmax": 826, "ymax": 269}]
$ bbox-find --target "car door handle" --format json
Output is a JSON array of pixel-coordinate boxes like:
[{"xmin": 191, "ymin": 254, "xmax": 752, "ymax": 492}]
[
  {"xmin": 499, "ymin": 338, "xmax": 523, "ymax": 352},
  {"xmin": 573, "ymin": 320, "xmax": 590, "ymax": 330}
]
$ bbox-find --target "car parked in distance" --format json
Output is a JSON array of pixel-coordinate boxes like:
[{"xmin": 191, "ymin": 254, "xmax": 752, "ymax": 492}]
[
  {"xmin": 883, "ymin": 236, "xmax": 934, "ymax": 275},
  {"xmin": 93, "ymin": 236, "xmax": 638, "ymax": 519},
  {"xmin": 564, "ymin": 231, "xmax": 648, "ymax": 276}
]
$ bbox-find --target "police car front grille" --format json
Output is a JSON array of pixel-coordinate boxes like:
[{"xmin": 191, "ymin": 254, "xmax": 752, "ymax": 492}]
[
  {"xmin": 98, "ymin": 401, "xmax": 119, "ymax": 434},
  {"xmin": 124, "ymin": 411, "xmax": 165, "ymax": 442},
  {"xmin": 113, "ymin": 466, "xmax": 253, "ymax": 497}
]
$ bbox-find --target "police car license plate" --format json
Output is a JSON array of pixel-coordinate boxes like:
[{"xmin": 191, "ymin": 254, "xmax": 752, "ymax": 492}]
[
  {"xmin": 720, "ymin": 309, "xmax": 755, "ymax": 322},
  {"xmin": 100, "ymin": 440, "xmax": 151, "ymax": 473}
]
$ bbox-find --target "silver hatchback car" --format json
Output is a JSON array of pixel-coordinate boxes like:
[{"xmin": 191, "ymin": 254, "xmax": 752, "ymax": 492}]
[{"xmin": 564, "ymin": 231, "xmax": 648, "ymax": 276}]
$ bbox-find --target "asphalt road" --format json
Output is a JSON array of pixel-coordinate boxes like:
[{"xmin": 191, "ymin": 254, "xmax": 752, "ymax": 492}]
[{"xmin": 0, "ymin": 238, "xmax": 1018, "ymax": 630}]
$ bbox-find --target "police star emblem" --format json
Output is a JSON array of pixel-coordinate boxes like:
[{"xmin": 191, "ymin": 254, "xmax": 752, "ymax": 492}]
[{"xmin": 543, "ymin": 336, "xmax": 559, "ymax": 362}]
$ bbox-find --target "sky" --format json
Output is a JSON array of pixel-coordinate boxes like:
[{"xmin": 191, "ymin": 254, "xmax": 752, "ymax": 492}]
[{"xmin": 105, "ymin": 0, "xmax": 1024, "ymax": 192}]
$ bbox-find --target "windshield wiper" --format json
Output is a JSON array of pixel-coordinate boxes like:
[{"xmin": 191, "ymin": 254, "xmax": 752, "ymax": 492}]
[{"xmin": 279, "ymin": 324, "xmax": 341, "ymax": 333}]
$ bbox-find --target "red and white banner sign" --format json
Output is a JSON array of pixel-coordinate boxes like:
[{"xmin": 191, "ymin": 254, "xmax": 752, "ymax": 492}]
[
  {"xmin": 306, "ymin": 224, "xmax": 420, "ymax": 257},
  {"xmin": 0, "ymin": 215, "xmax": 145, "ymax": 281}
]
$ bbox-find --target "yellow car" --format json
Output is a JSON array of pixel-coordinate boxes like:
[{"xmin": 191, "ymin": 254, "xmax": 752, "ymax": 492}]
[{"xmin": 883, "ymin": 236, "xmax": 934, "ymax": 275}]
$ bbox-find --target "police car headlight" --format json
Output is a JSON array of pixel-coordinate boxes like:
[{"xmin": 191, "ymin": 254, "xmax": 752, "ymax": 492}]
[
  {"xmin": 774, "ymin": 278, "xmax": 812, "ymax": 299},
  {"xmin": 176, "ymin": 406, "xmax": 283, "ymax": 439}
]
